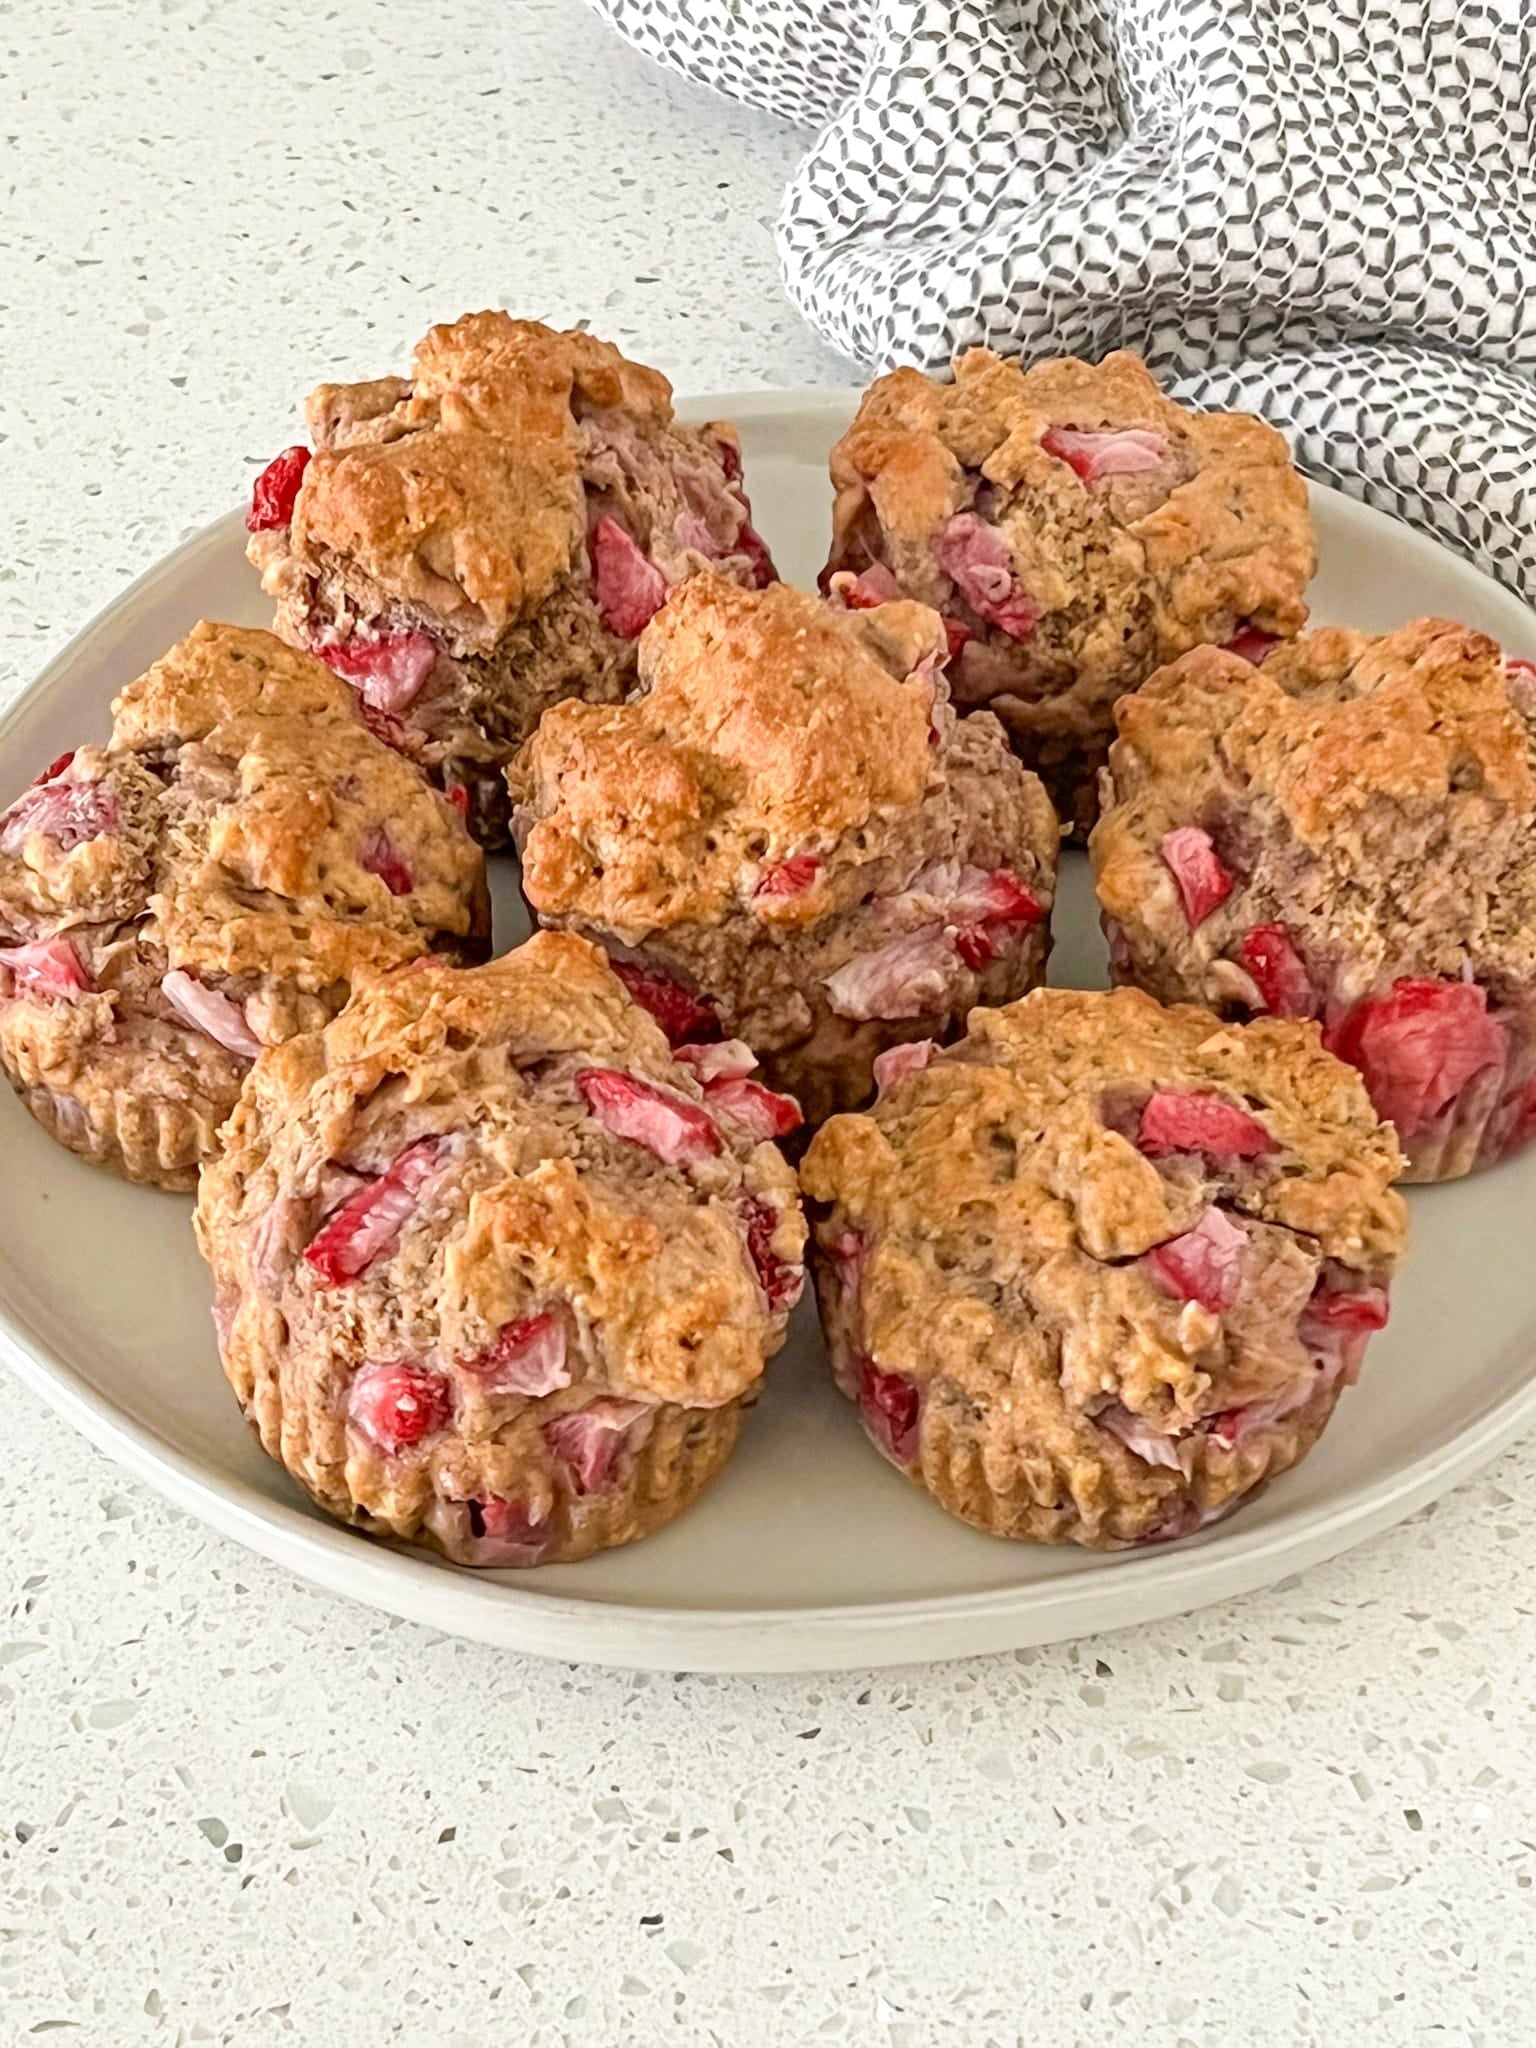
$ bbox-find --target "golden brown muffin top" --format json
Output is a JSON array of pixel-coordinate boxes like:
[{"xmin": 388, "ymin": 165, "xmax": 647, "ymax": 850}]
[
  {"xmin": 285, "ymin": 314, "xmax": 679, "ymax": 642},
  {"xmin": 512, "ymin": 572, "xmax": 949, "ymax": 933},
  {"xmin": 802, "ymin": 985, "xmax": 1407, "ymax": 1265}
]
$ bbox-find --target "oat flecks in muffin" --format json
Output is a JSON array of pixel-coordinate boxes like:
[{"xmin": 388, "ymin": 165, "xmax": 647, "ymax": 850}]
[
  {"xmin": 801, "ymin": 986, "xmax": 1407, "ymax": 1550},
  {"xmin": 511, "ymin": 572, "xmax": 1060, "ymax": 1124},
  {"xmin": 0, "ymin": 622, "xmax": 488, "ymax": 1189},
  {"xmin": 248, "ymin": 312, "xmax": 775, "ymax": 844},
  {"xmin": 1092, "ymin": 616, "xmax": 1536, "ymax": 1181},
  {"xmin": 824, "ymin": 348, "xmax": 1315, "ymax": 834},
  {"xmin": 195, "ymin": 933, "xmax": 806, "ymax": 1567}
]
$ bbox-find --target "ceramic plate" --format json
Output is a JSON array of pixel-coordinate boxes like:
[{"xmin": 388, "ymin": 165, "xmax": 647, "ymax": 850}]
[{"xmin": 3, "ymin": 391, "xmax": 1534, "ymax": 1673}]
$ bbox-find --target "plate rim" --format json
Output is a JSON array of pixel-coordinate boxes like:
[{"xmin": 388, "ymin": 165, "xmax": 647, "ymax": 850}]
[{"xmin": 4, "ymin": 387, "xmax": 1535, "ymax": 1673}]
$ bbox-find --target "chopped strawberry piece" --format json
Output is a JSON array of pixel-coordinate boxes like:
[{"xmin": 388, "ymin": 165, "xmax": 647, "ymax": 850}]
[
  {"xmin": 755, "ymin": 854, "xmax": 822, "ymax": 900},
  {"xmin": 674, "ymin": 512, "xmax": 720, "ymax": 558},
  {"xmin": 0, "ymin": 935, "xmax": 92, "ymax": 999},
  {"xmin": 741, "ymin": 1194, "xmax": 804, "ymax": 1311},
  {"xmin": 872, "ymin": 1039, "xmax": 936, "ymax": 1096},
  {"xmin": 543, "ymin": 1399, "xmax": 648, "ymax": 1494},
  {"xmin": 936, "ymin": 515, "xmax": 1038, "ymax": 640},
  {"xmin": 576, "ymin": 1068, "xmax": 722, "ymax": 1166},
  {"xmin": 460, "ymin": 1310, "xmax": 570, "ymax": 1397},
  {"xmin": 942, "ymin": 616, "xmax": 972, "ymax": 665},
  {"xmin": 246, "ymin": 445, "xmax": 311, "ymax": 532},
  {"xmin": 856, "ymin": 1359, "xmax": 921, "ymax": 1465},
  {"xmin": 608, "ymin": 959, "xmax": 718, "ymax": 1046},
  {"xmin": 840, "ymin": 564, "xmax": 903, "ymax": 609},
  {"xmin": 34, "ymin": 751, "xmax": 76, "ymax": 786},
  {"xmin": 303, "ymin": 1135, "xmax": 446, "ymax": 1286},
  {"xmin": 1506, "ymin": 657, "xmax": 1536, "ymax": 680},
  {"xmin": 1041, "ymin": 425, "xmax": 1168, "ymax": 482},
  {"xmin": 1137, "ymin": 1091, "xmax": 1276, "ymax": 1159},
  {"xmin": 830, "ymin": 1228, "xmax": 868, "ymax": 1301},
  {"xmin": 0, "ymin": 772, "xmax": 118, "ymax": 857},
  {"xmin": 1094, "ymin": 1401, "xmax": 1182, "ymax": 1470},
  {"xmin": 823, "ymin": 925, "xmax": 959, "ymax": 1022},
  {"xmin": 674, "ymin": 1038, "xmax": 757, "ymax": 1083},
  {"xmin": 316, "ymin": 630, "xmax": 440, "ymax": 714},
  {"xmin": 1148, "ymin": 1206, "xmax": 1247, "ymax": 1312},
  {"xmin": 703, "ymin": 1075, "xmax": 803, "ymax": 1141},
  {"xmin": 1235, "ymin": 923, "xmax": 1316, "ymax": 1019},
  {"xmin": 1325, "ymin": 977, "xmax": 1506, "ymax": 1139},
  {"xmin": 735, "ymin": 515, "xmax": 776, "ymax": 589},
  {"xmin": 954, "ymin": 925, "xmax": 997, "ymax": 971},
  {"xmin": 161, "ymin": 969, "xmax": 262, "ymax": 1058},
  {"xmin": 949, "ymin": 867, "xmax": 1046, "ymax": 926},
  {"xmin": 1300, "ymin": 1283, "xmax": 1390, "ymax": 1334},
  {"xmin": 590, "ymin": 516, "xmax": 668, "ymax": 637},
  {"xmin": 346, "ymin": 1359, "xmax": 451, "ymax": 1453},
  {"xmin": 445, "ymin": 782, "xmax": 471, "ymax": 821},
  {"xmin": 1161, "ymin": 826, "xmax": 1235, "ymax": 927},
  {"xmin": 714, "ymin": 435, "xmax": 742, "ymax": 485},
  {"xmin": 466, "ymin": 1496, "xmax": 551, "ymax": 1549},
  {"xmin": 1223, "ymin": 624, "xmax": 1281, "ymax": 665},
  {"xmin": 360, "ymin": 826, "xmax": 414, "ymax": 897}
]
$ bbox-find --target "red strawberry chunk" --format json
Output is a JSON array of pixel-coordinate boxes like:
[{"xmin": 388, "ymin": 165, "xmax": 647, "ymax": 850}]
[
  {"xmin": 461, "ymin": 1310, "xmax": 571, "ymax": 1396},
  {"xmin": 303, "ymin": 1135, "xmax": 447, "ymax": 1286},
  {"xmin": 1506, "ymin": 657, "xmax": 1536, "ymax": 681},
  {"xmin": 954, "ymin": 925, "xmax": 996, "ymax": 971},
  {"xmin": 704, "ymin": 1075, "xmax": 803, "ymax": 1141},
  {"xmin": 1138, "ymin": 1091, "xmax": 1276, "ymax": 1159},
  {"xmin": 0, "ymin": 773, "xmax": 118, "ymax": 857},
  {"xmin": 1300, "ymin": 1283, "xmax": 1390, "ymax": 1334},
  {"xmin": 1148, "ymin": 1205, "xmax": 1247, "ymax": 1312},
  {"xmin": 735, "ymin": 515, "xmax": 776, "ymax": 589},
  {"xmin": 0, "ymin": 935, "xmax": 92, "ymax": 999},
  {"xmin": 246, "ymin": 445, "xmax": 311, "ymax": 532},
  {"xmin": 742, "ymin": 1194, "xmax": 804, "ymax": 1311},
  {"xmin": 857, "ymin": 1359, "xmax": 921, "ymax": 1465},
  {"xmin": 840, "ymin": 564, "xmax": 903, "ymax": 609},
  {"xmin": 945, "ymin": 866, "xmax": 1046, "ymax": 926},
  {"xmin": 1326, "ymin": 977, "xmax": 1505, "ymax": 1139},
  {"xmin": 346, "ymin": 1359, "xmax": 451, "ymax": 1454},
  {"xmin": 936, "ymin": 514, "xmax": 1039, "ymax": 640},
  {"xmin": 360, "ymin": 826, "xmax": 414, "ymax": 897},
  {"xmin": 872, "ymin": 1038, "xmax": 936, "ymax": 1096},
  {"xmin": 316, "ymin": 630, "xmax": 439, "ymax": 714},
  {"xmin": 674, "ymin": 1038, "xmax": 757, "ymax": 1083},
  {"xmin": 34, "ymin": 751, "xmax": 76, "ymax": 786},
  {"xmin": 1160, "ymin": 826, "xmax": 1235, "ymax": 927},
  {"xmin": 755, "ymin": 854, "xmax": 822, "ymax": 900},
  {"xmin": 714, "ymin": 435, "xmax": 743, "ymax": 485},
  {"xmin": 543, "ymin": 1398, "xmax": 648, "ymax": 1494},
  {"xmin": 1041, "ymin": 425, "xmax": 1168, "ymax": 482},
  {"xmin": 609, "ymin": 959, "xmax": 718, "ymax": 1046},
  {"xmin": 576, "ymin": 1068, "xmax": 722, "ymax": 1166},
  {"xmin": 1223, "ymin": 624, "xmax": 1281, "ymax": 665},
  {"xmin": 445, "ymin": 782, "xmax": 471, "ymax": 821},
  {"xmin": 1235, "ymin": 923, "xmax": 1316, "ymax": 1019},
  {"xmin": 467, "ymin": 1496, "xmax": 551, "ymax": 1549},
  {"xmin": 942, "ymin": 616, "xmax": 972, "ymax": 665},
  {"xmin": 591, "ymin": 516, "xmax": 668, "ymax": 637}
]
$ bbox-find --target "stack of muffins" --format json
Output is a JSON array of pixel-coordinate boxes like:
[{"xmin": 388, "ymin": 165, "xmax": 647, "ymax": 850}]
[{"xmin": 9, "ymin": 308, "xmax": 1530, "ymax": 1564}]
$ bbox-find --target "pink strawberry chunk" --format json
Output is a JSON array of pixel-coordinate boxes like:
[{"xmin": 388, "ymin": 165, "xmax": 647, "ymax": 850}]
[
  {"xmin": 1041, "ymin": 425, "xmax": 1168, "ymax": 482},
  {"xmin": 1161, "ymin": 826, "xmax": 1235, "ymax": 927},
  {"xmin": 303, "ymin": 1135, "xmax": 447, "ymax": 1286},
  {"xmin": 1223, "ymin": 624, "xmax": 1281, "ymax": 665},
  {"xmin": 359, "ymin": 826, "xmax": 414, "ymax": 897},
  {"xmin": 840, "ymin": 564, "xmax": 902, "ymax": 609},
  {"xmin": 1148, "ymin": 1206, "xmax": 1247, "ymax": 1312},
  {"xmin": 460, "ymin": 1310, "xmax": 571, "ymax": 1397},
  {"xmin": 1301, "ymin": 1282, "xmax": 1390, "ymax": 1334},
  {"xmin": 0, "ymin": 770, "xmax": 118, "ymax": 857},
  {"xmin": 0, "ymin": 935, "xmax": 92, "ymax": 999},
  {"xmin": 872, "ymin": 1039, "xmax": 936, "ymax": 1096},
  {"xmin": 856, "ymin": 1359, "xmax": 921, "ymax": 1465},
  {"xmin": 754, "ymin": 854, "xmax": 823, "ymax": 900},
  {"xmin": 543, "ymin": 1398, "xmax": 648, "ymax": 1494},
  {"xmin": 1137, "ymin": 1091, "xmax": 1276, "ymax": 1159},
  {"xmin": 823, "ymin": 925, "xmax": 959, "ymax": 1022},
  {"xmin": 704, "ymin": 1074, "xmax": 803, "ymax": 1141},
  {"xmin": 466, "ymin": 1496, "xmax": 551, "ymax": 1549},
  {"xmin": 1235, "ymin": 923, "xmax": 1316, "ymax": 1019},
  {"xmin": 1326, "ymin": 978, "xmax": 1506, "ymax": 1140},
  {"xmin": 346, "ymin": 1359, "xmax": 451, "ymax": 1453},
  {"xmin": 246, "ymin": 445, "xmax": 311, "ymax": 532},
  {"xmin": 1094, "ymin": 1401, "xmax": 1182, "ymax": 1470},
  {"xmin": 741, "ymin": 1194, "xmax": 804, "ymax": 1312},
  {"xmin": 674, "ymin": 1038, "xmax": 757, "ymax": 1083},
  {"xmin": 942, "ymin": 616, "xmax": 972, "ymax": 665},
  {"xmin": 609, "ymin": 959, "xmax": 718, "ymax": 1046},
  {"xmin": 936, "ymin": 515, "xmax": 1039, "ymax": 640},
  {"xmin": 161, "ymin": 969, "xmax": 262, "ymax": 1059},
  {"xmin": 316, "ymin": 630, "xmax": 440, "ymax": 714},
  {"xmin": 829, "ymin": 1228, "xmax": 867, "ymax": 1301},
  {"xmin": 576, "ymin": 1068, "xmax": 722, "ymax": 1166},
  {"xmin": 591, "ymin": 516, "xmax": 668, "ymax": 637}
]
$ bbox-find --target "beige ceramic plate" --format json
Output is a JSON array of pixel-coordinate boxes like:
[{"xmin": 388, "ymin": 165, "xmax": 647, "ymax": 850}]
[{"xmin": 2, "ymin": 392, "xmax": 1535, "ymax": 1672}]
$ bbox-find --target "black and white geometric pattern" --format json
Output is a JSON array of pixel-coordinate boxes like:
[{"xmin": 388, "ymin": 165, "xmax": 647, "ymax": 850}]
[{"xmin": 586, "ymin": 0, "xmax": 1536, "ymax": 604}]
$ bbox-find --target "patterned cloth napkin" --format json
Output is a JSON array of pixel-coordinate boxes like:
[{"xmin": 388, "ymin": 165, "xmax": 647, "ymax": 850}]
[{"xmin": 587, "ymin": 0, "xmax": 1536, "ymax": 605}]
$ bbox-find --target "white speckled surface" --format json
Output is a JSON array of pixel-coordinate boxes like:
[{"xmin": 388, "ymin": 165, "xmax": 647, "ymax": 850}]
[{"xmin": 1, "ymin": 3, "xmax": 1533, "ymax": 2041}]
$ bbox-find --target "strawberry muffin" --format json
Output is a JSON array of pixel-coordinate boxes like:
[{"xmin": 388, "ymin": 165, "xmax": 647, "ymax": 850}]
[
  {"xmin": 194, "ymin": 934, "xmax": 805, "ymax": 1567},
  {"xmin": 510, "ymin": 572, "xmax": 1059, "ymax": 1127},
  {"xmin": 823, "ymin": 348, "xmax": 1314, "ymax": 834},
  {"xmin": 247, "ymin": 311, "xmax": 774, "ymax": 844},
  {"xmin": 1093, "ymin": 618, "xmax": 1536, "ymax": 1182},
  {"xmin": 0, "ymin": 623, "xmax": 488, "ymax": 1190},
  {"xmin": 800, "ymin": 987, "xmax": 1406, "ymax": 1548}
]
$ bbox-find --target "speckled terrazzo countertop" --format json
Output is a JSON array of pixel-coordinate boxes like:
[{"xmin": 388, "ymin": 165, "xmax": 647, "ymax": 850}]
[{"xmin": 0, "ymin": 4, "xmax": 1532, "ymax": 2041}]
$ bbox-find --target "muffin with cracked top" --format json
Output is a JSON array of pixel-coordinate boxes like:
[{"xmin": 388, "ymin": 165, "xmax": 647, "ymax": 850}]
[
  {"xmin": 823, "ymin": 348, "xmax": 1314, "ymax": 834},
  {"xmin": 510, "ymin": 571, "xmax": 1059, "ymax": 1128},
  {"xmin": 0, "ymin": 623, "xmax": 488, "ymax": 1190},
  {"xmin": 195, "ymin": 933, "xmax": 805, "ymax": 1566},
  {"xmin": 247, "ymin": 311, "xmax": 774, "ymax": 844},
  {"xmin": 800, "ymin": 987, "xmax": 1407, "ymax": 1549},
  {"xmin": 1093, "ymin": 617, "xmax": 1536, "ymax": 1182}
]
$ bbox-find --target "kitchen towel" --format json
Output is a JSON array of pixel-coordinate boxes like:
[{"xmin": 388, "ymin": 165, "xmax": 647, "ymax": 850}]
[{"xmin": 586, "ymin": 0, "xmax": 1536, "ymax": 607}]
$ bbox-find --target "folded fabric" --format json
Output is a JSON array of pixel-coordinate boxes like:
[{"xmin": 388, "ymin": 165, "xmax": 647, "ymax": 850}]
[{"xmin": 586, "ymin": 0, "xmax": 1536, "ymax": 605}]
